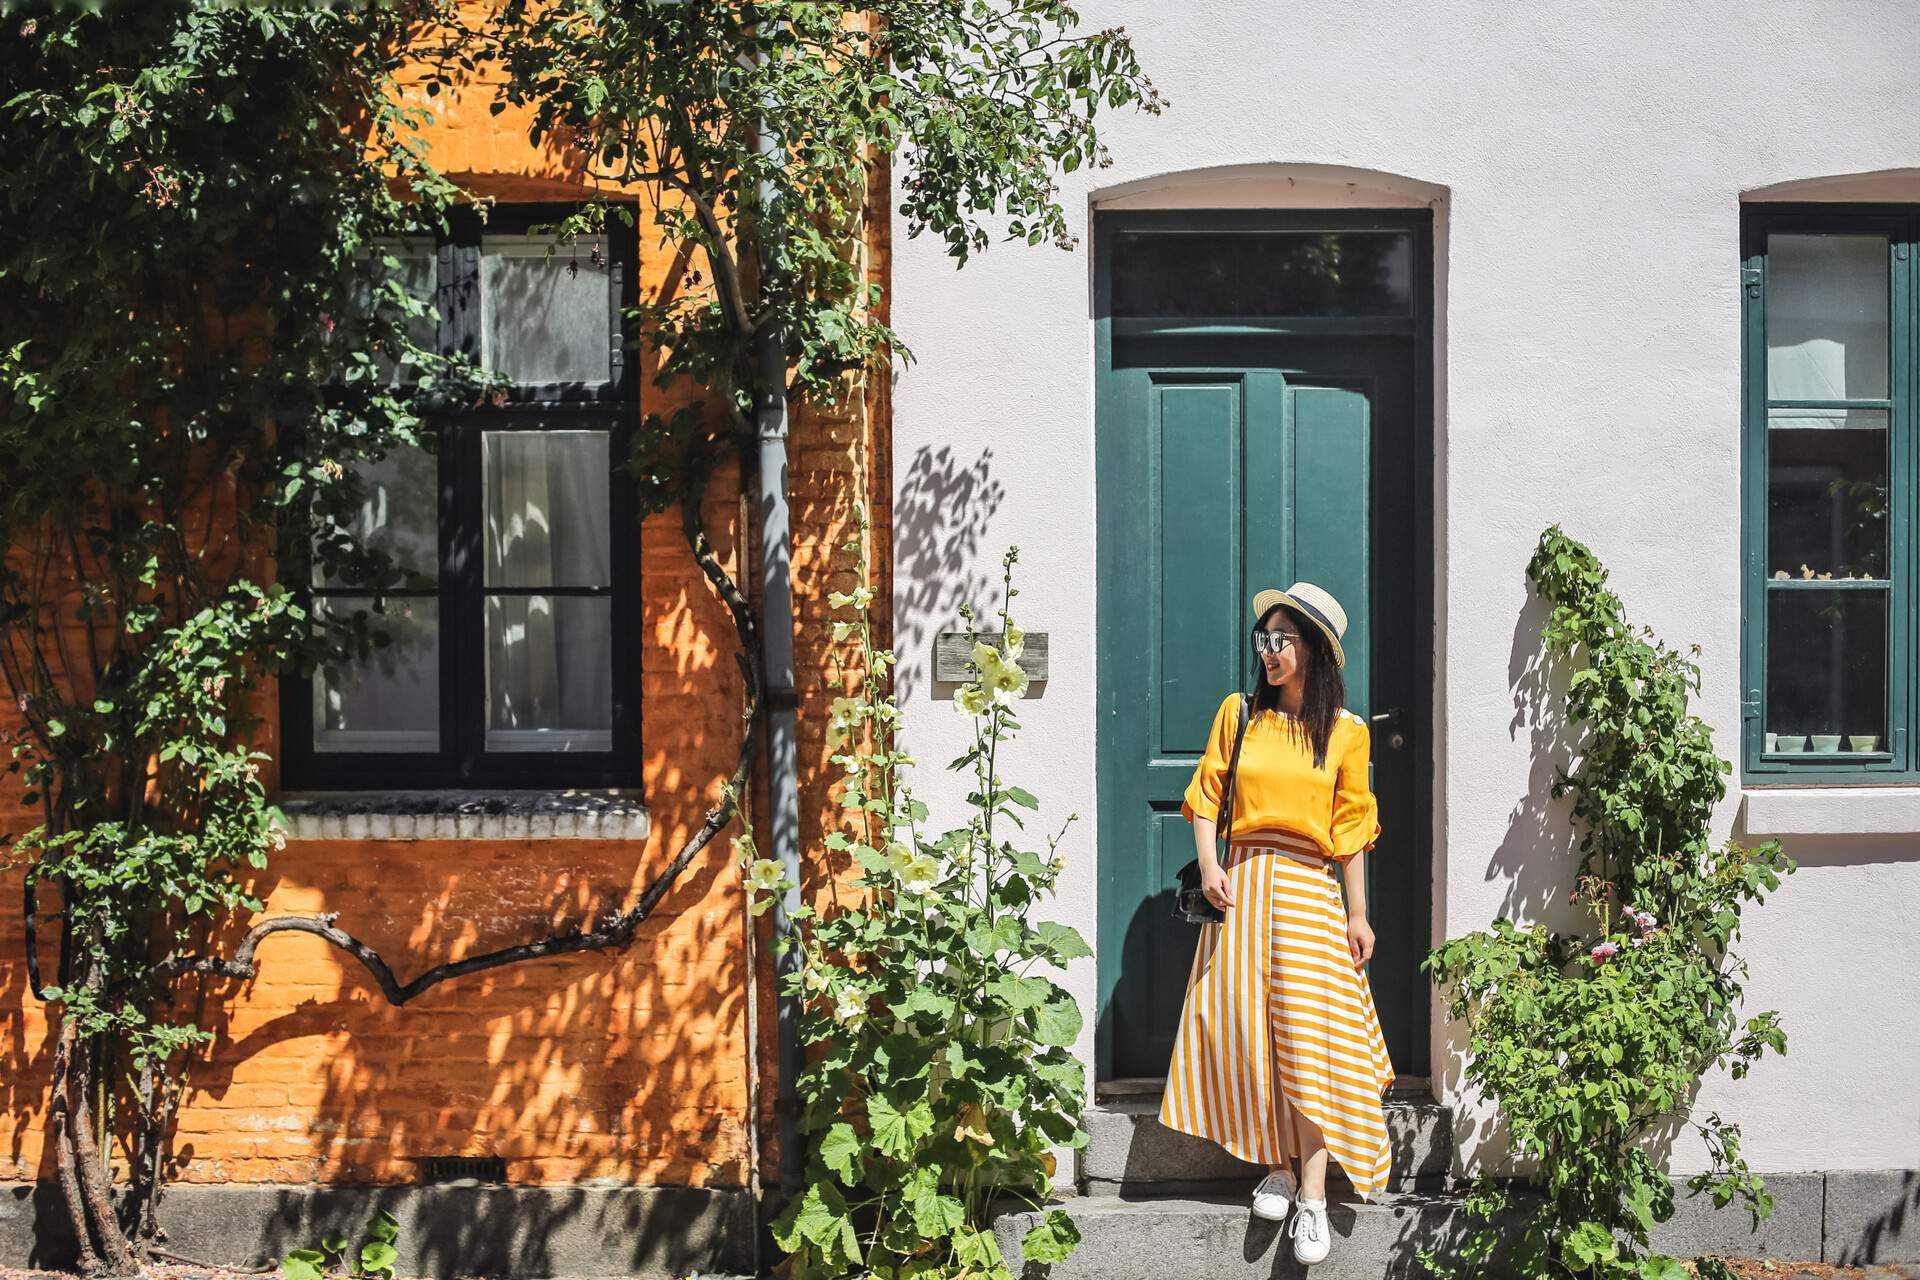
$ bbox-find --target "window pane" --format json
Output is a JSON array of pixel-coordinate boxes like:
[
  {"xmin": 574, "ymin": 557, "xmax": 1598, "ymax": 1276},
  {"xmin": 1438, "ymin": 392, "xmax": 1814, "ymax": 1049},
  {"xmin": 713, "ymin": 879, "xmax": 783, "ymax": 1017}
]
[
  {"xmin": 1111, "ymin": 231, "xmax": 1412, "ymax": 318},
  {"xmin": 485, "ymin": 595, "xmax": 612, "ymax": 752},
  {"xmin": 1766, "ymin": 410, "xmax": 1887, "ymax": 581},
  {"xmin": 482, "ymin": 430, "xmax": 611, "ymax": 588},
  {"xmin": 312, "ymin": 597, "xmax": 440, "ymax": 753},
  {"xmin": 1766, "ymin": 233, "xmax": 1888, "ymax": 402},
  {"xmin": 480, "ymin": 234, "xmax": 612, "ymax": 385},
  {"xmin": 312, "ymin": 445, "xmax": 439, "ymax": 587},
  {"xmin": 1765, "ymin": 589, "xmax": 1887, "ymax": 750}
]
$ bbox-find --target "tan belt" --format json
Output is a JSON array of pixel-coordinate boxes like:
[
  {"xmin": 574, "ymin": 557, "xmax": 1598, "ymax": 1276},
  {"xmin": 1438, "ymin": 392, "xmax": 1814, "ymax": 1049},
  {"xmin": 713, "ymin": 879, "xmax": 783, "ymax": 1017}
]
[{"xmin": 1226, "ymin": 835, "xmax": 1336, "ymax": 873}]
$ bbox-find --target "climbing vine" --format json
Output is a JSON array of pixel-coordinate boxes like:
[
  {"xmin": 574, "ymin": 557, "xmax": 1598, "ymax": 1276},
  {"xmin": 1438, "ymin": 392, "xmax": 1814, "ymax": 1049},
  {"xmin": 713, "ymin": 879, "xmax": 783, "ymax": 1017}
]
[
  {"xmin": 1421, "ymin": 526, "xmax": 1795, "ymax": 1280},
  {"xmin": 1, "ymin": 4, "xmax": 483, "ymax": 1267}
]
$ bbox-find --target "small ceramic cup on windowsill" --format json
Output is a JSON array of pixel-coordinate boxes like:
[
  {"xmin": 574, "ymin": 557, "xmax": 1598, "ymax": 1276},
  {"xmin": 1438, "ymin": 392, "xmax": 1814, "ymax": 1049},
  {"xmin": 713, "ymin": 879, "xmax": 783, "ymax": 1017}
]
[
  {"xmin": 1772, "ymin": 733, "xmax": 1806, "ymax": 753},
  {"xmin": 1809, "ymin": 734, "xmax": 1842, "ymax": 753},
  {"xmin": 1846, "ymin": 734, "xmax": 1880, "ymax": 752}
]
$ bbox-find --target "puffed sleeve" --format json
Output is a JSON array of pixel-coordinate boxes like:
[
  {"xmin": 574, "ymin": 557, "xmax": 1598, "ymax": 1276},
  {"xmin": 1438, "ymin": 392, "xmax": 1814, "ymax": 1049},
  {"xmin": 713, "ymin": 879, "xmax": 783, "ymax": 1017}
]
[
  {"xmin": 1329, "ymin": 716, "xmax": 1380, "ymax": 858},
  {"xmin": 1180, "ymin": 693, "xmax": 1240, "ymax": 825}
]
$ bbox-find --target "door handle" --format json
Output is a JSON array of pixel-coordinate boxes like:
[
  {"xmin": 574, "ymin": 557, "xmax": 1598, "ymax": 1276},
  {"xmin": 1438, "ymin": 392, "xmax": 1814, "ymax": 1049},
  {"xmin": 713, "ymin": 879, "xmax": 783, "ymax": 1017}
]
[{"xmin": 1370, "ymin": 706, "xmax": 1407, "ymax": 751}]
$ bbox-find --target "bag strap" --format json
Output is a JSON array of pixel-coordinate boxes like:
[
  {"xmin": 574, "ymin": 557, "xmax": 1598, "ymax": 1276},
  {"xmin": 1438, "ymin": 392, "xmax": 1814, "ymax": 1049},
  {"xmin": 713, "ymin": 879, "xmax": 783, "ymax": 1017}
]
[{"xmin": 1216, "ymin": 693, "xmax": 1252, "ymax": 849}]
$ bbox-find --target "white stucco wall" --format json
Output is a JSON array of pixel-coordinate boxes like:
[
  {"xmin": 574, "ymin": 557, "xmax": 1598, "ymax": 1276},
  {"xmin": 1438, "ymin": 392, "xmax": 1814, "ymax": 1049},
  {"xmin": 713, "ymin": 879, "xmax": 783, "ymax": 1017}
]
[{"xmin": 889, "ymin": 0, "xmax": 1920, "ymax": 1176}]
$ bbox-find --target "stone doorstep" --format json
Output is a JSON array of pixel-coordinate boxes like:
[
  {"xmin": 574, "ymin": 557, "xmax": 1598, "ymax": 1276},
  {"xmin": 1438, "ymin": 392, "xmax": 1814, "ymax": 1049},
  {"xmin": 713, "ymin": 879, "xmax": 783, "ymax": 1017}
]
[
  {"xmin": 992, "ymin": 1191, "xmax": 1495, "ymax": 1280},
  {"xmin": 1081, "ymin": 1088, "xmax": 1452, "ymax": 1195}
]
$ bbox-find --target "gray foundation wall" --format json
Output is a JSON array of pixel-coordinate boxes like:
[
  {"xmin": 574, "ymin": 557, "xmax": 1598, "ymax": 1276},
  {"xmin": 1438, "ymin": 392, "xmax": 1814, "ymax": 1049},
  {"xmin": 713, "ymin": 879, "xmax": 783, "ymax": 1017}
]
[
  {"xmin": 0, "ymin": 1183, "xmax": 753, "ymax": 1278},
  {"xmin": 4, "ymin": 1169, "xmax": 1915, "ymax": 1275}
]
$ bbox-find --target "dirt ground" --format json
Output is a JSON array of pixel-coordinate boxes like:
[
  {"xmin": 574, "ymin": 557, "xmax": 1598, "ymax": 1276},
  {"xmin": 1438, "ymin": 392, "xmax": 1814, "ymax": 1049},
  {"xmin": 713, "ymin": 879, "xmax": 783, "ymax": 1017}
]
[{"xmin": 1693, "ymin": 1262, "xmax": 1919, "ymax": 1280}]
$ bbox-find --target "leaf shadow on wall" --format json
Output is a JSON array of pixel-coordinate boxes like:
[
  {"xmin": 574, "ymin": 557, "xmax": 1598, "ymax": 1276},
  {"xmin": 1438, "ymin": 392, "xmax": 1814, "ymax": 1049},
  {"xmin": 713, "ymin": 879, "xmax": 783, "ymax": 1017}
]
[{"xmin": 892, "ymin": 444, "xmax": 1005, "ymax": 706}]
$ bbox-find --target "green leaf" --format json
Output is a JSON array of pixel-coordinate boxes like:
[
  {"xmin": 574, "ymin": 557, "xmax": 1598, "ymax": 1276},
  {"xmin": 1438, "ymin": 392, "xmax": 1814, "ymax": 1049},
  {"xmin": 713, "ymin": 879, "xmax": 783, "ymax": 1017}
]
[
  {"xmin": 1003, "ymin": 785, "xmax": 1039, "ymax": 810},
  {"xmin": 1021, "ymin": 1208, "xmax": 1082, "ymax": 1263},
  {"xmin": 359, "ymin": 1241, "xmax": 397, "ymax": 1276},
  {"xmin": 365, "ymin": 1210, "xmax": 399, "ymax": 1244},
  {"xmin": 964, "ymin": 916, "xmax": 1022, "ymax": 956},
  {"xmin": 953, "ymin": 1227, "xmax": 1003, "ymax": 1270},
  {"xmin": 1565, "ymin": 1220, "xmax": 1617, "ymax": 1265},
  {"xmin": 901, "ymin": 984, "xmax": 955, "ymax": 1019},
  {"xmin": 1036, "ymin": 920, "xmax": 1092, "ymax": 959},
  {"xmin": 772, "ymin": 1181, "xmax": 850, "ymax": 1253},
  {"xmin": 910, "ymin": 1189, "xmax": 966, "ymax": 1238},
  {"xmin": 282, "ymin": 1249, "xmax": 326, "ymax": 1280},
  {"xmin": 867, "ymin": 1093, "xmax": 934, "ymax": 1159},
  {"xmin": 1030, "ymin": 991, "xmax": 1083, "ymax": 1047},
  {"xmin": 819, "ymin": 1122, "xmax": 864, "ymax": 1184},
  {"xmin": 1639, "ymin": 1256, "xmax": 1690, "ymax": 1280},
  {"xmin": 987, "ymin": 973, "xmax": 1051, "ymax": 1012}
]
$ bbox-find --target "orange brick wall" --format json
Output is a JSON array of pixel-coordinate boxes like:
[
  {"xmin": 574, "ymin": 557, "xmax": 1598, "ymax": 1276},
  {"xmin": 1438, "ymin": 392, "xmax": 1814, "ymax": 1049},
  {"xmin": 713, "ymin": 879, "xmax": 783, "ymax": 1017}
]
[{"xmin": 0, "ymin": 32, "xmax": 888, "ymax": 1191}]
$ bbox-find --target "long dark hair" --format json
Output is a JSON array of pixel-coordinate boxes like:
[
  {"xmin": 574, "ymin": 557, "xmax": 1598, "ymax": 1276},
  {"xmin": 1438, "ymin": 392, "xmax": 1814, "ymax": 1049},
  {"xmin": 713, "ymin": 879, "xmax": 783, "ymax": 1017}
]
[{"xmin": 1248, "ymin": 602, "xmax": 1345, "ymax": 768}]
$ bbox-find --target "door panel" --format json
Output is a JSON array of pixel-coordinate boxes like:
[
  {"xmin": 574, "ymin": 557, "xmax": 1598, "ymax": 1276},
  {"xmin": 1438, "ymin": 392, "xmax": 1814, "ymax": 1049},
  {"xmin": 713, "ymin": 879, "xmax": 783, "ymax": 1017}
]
[
  {"xmin": 1156, "ymin": 381, "xmax": 1247, "ymax": 750},
  {"xmin": 1096, "ymin": 215, "xmax": 1432, "ymax": 1084}
]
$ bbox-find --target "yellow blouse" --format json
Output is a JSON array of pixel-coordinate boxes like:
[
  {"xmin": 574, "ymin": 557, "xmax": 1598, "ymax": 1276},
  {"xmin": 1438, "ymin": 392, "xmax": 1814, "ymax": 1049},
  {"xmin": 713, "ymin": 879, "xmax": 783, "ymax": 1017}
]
[{"xmin": 1180, "ymin": 693, "xmax": 1380, "ymax": 860}]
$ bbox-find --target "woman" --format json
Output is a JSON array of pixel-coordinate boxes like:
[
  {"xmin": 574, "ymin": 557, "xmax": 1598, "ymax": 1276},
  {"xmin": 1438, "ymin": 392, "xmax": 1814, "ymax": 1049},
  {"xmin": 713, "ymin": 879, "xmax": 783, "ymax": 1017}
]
[{"xmin": 1158, "ymin": 582, "xmax": 1394, "ymax": 1265}]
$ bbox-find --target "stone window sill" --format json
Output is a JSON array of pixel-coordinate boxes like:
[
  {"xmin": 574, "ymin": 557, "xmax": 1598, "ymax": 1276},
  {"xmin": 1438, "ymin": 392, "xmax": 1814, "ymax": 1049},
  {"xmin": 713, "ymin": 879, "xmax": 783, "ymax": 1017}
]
[
  {"xmin": 276, "ymin": 790, "xmax": 650, "ymax": 842},
  {"xmin": 1739, "ymin": 786, "xmax": 1920, "ymax": 837}
]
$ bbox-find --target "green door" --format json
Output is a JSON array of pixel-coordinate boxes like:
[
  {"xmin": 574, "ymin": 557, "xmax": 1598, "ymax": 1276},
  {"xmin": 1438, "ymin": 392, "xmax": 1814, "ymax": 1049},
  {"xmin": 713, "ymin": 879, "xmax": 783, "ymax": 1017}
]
[{"xmin": 1094, "ymin": 211, "xmax": 1433, "ymax": 1082}]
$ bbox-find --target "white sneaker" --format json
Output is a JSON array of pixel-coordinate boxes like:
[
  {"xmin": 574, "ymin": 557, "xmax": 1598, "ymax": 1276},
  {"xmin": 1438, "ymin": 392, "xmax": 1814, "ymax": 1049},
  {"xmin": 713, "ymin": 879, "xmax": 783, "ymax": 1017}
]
[
  {"xmin": 1290, "ymin": 1197, "xmax": 1331, "ymax": 1264},
  {"xmin": 1250, "ymin": 1169, "xmax": 1297, "ymax": 1222}
]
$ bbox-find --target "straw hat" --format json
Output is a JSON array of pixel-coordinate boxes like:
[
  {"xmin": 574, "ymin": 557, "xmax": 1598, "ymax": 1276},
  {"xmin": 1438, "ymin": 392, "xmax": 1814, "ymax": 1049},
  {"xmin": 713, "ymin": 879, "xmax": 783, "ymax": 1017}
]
[{"xmin": 1251, "ymin": 582, "xmax": 1349, "ymax": 669}]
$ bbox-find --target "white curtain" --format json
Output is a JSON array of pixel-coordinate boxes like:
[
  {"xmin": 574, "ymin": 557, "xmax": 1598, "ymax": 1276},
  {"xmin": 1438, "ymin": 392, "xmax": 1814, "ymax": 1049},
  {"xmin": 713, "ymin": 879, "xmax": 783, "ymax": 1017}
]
[{"xmin": 483, "ymin": 431, "xmax": 612, "ymax": 751}]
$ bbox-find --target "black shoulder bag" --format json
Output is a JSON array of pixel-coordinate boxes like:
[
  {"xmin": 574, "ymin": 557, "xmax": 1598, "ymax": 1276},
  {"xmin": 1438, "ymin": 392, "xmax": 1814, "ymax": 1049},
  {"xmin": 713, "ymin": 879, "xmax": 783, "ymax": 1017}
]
[{"xmin": 1173, "ymin": 692, "xmax": 1251, "ymax": 925}]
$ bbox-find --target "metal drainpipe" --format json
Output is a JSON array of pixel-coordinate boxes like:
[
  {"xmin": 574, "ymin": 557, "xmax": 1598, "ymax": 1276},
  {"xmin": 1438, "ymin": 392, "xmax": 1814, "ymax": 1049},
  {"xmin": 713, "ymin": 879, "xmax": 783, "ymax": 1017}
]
[{"xmin": 754, "ymin": 123, "xmax": 805, "ymax": 1199}]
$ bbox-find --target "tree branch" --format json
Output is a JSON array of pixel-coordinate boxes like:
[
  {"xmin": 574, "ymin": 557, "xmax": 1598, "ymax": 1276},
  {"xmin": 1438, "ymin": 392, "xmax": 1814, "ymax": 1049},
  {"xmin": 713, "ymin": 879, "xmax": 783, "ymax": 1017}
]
[{"xmin": 151, "ymin": 488, "xmax": 764, "ymax": 1009}]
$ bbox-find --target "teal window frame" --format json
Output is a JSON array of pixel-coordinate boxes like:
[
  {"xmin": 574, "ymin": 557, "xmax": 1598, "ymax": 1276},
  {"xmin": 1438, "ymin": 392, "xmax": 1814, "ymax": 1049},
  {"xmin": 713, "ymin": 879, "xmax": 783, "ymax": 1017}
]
[{"xmin": 1741, "ymin": 204, "xmax": 1917, "ymax": 783}]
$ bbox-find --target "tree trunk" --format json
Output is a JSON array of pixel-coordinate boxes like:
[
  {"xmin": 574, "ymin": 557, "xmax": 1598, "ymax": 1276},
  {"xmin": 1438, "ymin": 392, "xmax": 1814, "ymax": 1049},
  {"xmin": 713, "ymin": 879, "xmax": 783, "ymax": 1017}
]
[{"xmin": 48, "ymin": 1017, "xmax": 102, "ymax": 1276}]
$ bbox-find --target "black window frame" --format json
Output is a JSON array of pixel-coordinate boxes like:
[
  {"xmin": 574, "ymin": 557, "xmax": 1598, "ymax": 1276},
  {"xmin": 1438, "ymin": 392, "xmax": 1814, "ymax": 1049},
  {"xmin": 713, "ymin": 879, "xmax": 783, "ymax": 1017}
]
[{"xmin": 281, "ymin": 202, "xmax": 643, "ymax": 792}]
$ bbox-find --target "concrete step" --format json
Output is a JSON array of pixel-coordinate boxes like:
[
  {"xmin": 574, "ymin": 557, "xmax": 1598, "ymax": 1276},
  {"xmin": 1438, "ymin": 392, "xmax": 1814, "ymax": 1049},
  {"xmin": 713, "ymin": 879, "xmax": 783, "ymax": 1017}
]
[
  {"xmin": 1082, "ymin": 1085, "xmax": 1453, "ymax": 1196},
  {"xmin": 995, "ymin": 1172, "xmax": 1845, "ymax": 1280},
  {"xmin": 993, "ymin": 1191, "xmax": 1484, "ymax": 1280}
]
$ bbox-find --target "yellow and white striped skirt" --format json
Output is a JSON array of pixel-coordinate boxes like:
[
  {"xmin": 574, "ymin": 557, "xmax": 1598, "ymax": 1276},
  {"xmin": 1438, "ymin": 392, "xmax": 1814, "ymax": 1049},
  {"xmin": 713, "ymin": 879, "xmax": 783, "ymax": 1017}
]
[{"xmin": 1158, "ymin": 836, "xmax": 1395, "ymax": 1199}]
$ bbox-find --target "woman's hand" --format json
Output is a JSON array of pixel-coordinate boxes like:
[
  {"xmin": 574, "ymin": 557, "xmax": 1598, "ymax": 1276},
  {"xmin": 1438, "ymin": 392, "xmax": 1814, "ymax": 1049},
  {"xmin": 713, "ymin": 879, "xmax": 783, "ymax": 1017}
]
[
  {"xmin": 1346, "ymin": 915, "xmax": 1375, "ymax": 966},
  {"xmin": 1201, "ymin": 861, "xmax": 1235, "ymax": 911}
]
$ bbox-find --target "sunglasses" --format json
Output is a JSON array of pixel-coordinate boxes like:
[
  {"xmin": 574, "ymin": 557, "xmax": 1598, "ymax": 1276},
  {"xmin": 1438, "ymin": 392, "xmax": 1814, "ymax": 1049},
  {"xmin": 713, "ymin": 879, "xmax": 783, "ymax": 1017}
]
[{"xmin": 1250, "ymin": 628, "xmax": 1304, "ymax": 655}]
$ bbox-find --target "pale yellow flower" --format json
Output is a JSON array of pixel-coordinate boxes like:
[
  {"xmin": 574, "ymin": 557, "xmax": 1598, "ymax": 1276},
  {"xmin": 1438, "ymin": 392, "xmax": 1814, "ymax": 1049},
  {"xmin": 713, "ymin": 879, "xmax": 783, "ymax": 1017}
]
[
  {"xmin": 827, "ymin": 586, "xmax": 874, "ymax": 612},
  {"xmin": 1004, "ymin": 626, "xmax": 1024, "ymax": 659},
  {"xmin": 747, "ymin": 857, "xmax": 786, "ymax": 895},
  {"xmin": 825, "ymin": 695, "xmax": 862, "ymax": 748},
  {"xmin": 980, "ymin": 649, "xmax": 1030, "ymax": 705},
  {"xmin": 953, "ymin": 684, "xmax": 991, "ymax": 717},
  {"xmin": 833, "ymin": 989, "xmax": 867, "ymax": 1028},
  {"xmin": 900, "ymin": 851, "xmax": 941, "ymax": 896}
]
